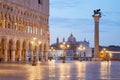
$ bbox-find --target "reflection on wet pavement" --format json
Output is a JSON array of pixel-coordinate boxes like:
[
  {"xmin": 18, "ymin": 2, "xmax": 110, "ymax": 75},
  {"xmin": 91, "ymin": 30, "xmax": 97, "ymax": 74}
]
[{"xmin": 0, "ymin": 61, "xmax": 120, "ymax": 80}]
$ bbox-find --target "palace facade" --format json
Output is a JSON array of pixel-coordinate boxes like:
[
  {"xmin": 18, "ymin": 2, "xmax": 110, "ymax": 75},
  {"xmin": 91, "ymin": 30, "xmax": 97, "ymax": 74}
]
[{"xmin": 0, "ymin": 0, "xmax": 50, "ymax": 62}]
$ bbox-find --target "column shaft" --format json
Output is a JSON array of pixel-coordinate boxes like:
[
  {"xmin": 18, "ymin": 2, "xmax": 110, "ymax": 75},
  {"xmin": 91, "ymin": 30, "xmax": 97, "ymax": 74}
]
[
  {"xmin": 4, "ymin": 49, "xmax": 8, "ymax": 62},
  {"xmin": 25, "ymin": 50, "xmax": 28, "ymax": 61},
  {"xmin": 11, "ymin": 50, "xmax": 15, "ymax": 62},
  {"xmin": 18, "ymin": 50, "xmax": 22, "ymax": 61},
  {"xmin": 30, "ymin": 50, "xmax": 33, "ymax": 61}
]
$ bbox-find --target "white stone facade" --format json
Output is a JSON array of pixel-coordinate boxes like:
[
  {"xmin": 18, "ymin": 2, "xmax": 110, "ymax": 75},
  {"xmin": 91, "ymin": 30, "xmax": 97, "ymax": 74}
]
[{"xmin": 0, "ymin": 0, "xmax": 49, "ymax": 62}]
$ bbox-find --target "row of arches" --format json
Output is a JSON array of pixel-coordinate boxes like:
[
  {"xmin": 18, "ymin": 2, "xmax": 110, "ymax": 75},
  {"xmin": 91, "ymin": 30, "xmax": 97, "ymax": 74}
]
[{"xmin": 0, "ymin": 37, "xmax": 49, "ymax": 62}]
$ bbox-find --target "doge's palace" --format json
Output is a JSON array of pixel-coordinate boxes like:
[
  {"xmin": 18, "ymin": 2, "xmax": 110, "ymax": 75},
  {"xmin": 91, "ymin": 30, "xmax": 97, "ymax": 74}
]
[{"xmin": 0, "ymin": 0, "xmax": 50, "ymax": 62}]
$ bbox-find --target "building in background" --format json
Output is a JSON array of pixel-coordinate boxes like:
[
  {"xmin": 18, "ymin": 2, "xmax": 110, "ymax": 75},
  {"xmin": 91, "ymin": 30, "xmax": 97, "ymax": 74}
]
[
  {"xmin": 99, "ymin": 45, "xmax": 120, "ymax": 60},
  {"xmin": 0, "ymin": 0, "xmax": 49, "ymax": 62},
  {"xmin": 50, "ymin": 33, "xmax": 93, "ymax": 61}
]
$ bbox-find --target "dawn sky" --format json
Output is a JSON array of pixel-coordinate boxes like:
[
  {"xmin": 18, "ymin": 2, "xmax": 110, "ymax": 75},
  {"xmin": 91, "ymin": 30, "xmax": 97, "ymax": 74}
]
[{"xmin": 50, "ymin": 0, "xmax": 120, "ymax": 47}]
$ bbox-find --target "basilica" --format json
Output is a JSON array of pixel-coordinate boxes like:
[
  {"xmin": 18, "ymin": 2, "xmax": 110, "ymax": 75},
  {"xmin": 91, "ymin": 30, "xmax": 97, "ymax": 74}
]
[{"xmin": 50, "ymin": 33, "xmax": 93, "ymax": 60}]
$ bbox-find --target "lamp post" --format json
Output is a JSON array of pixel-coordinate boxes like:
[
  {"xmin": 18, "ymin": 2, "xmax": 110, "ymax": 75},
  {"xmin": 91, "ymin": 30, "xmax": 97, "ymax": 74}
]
[
  {"xmin": 60, "ymin": 41, "xmax": 70, "ymax": 63},
  {"xmin": 31, "ymin": 37, "xmax": 41, "ymax": 66},
  {"xmin": 77, "ymin": 45, "xmax": 85, "ymax": 61},
  {"xmin": 49, "ymin": 47, "xmax": 55, "ymax": 61}
]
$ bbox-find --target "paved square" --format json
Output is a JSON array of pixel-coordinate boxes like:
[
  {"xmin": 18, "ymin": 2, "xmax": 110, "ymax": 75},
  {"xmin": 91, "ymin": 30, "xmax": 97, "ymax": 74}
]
[{"xmin": 0, "ymin": 61, "xmax": 120, "ymax": 80}]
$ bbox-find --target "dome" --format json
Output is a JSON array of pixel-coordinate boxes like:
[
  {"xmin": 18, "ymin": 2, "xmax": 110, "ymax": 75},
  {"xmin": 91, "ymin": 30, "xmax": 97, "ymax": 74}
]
[{"xmin": 67, "ymin": 33, "xmax": 76, "ymax": 42}]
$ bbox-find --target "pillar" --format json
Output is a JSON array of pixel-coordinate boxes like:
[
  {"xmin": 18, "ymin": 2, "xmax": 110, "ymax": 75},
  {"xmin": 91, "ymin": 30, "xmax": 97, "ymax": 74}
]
[
  {"xmin": 45, "ymin": 51, "xmax": 48, "ymax": 61},
  {"xmin": 6, "ymin": 13, "xmax": 9, "ymax": 28},
  {"xmin": 2, "ymin": 13, "xmax": 5, "ymax": 28},
  {"xmin": 3, "ymin": 38, "xmax": 8, "ymax": 62},
  {"xmin": 11, "ymin": 50, "xmax": 15, "ymax": 62},
  {"xmin": 92, "ymin": 9, "xmax": 101, "ymax": 60},
  {"xmin": 36, "ymin": 50, "xmax": 39, "ymax": 62},
  {"xmin": 30, "ymin": 50, "xmax": 33, "ymax": 61},
  {"xmin": 18, "ymin": 50, "xmax": 22, "ymax": 61},
  {"xmin": 4, "ymin": 49, "xmax": 8, "ymax": 62},
  {"xmin": 45, "ymin": 44, "xmax": 49, "ymax": 61},
  {"xmin": 25, "ymin": 50, "xmax": 28, "ymax": 61},
  {"xmin": 40, "ymin": 51, "xmax": 44, "ymax": 61}
]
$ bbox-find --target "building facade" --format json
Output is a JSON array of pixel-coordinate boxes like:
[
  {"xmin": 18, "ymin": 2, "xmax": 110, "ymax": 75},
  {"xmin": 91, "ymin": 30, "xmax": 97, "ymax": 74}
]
[
  {"xmin": 0, "ymin": 0, "xmax": 50, "ymax": 62},
  {"xmin": 50, "ymin": 33, "xmax": 93, "ymax": 60}
]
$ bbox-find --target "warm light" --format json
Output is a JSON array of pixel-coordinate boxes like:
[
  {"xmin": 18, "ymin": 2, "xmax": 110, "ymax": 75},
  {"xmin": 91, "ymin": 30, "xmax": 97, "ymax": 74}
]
[
  {"xmin": 31, "ymin": 41, "xmax": 34, "ymax": 45},
  {"xmin": 67, "ymin": 44, "xmax": 70, "ymax": 48},
  {"xmin": 83, "ymin": 47, "xmax": 85, "ymax": 50},
  {"xmin": 60, "ymin": 42, "xmax": 70, "ymax": 50},
  {"xmin": 103, "ymin": 48, "xmax": 106, "ymax": 51},
  {"xmin": 63, "ymin": 42, "xmax": 65, "ymax": 45},
  {"xmin": 78, "ymin": 45, "xmax": 85, "ymax": 51},
  {"xmin": 31, "ymin": 37, "xmax": 41, "ymax": 47},
  {"xmin": 109, "ymin": 53, "xmax": 112, "ymax": 58},
  {"xmin": 33, "ymin": 37, "xmax": 36, "ymax": 40},
  {"xmin": 38, "ymin": 41, "xmax": 41, "ymax": 44},
  {"xmin": 15, "ymin": 22, "xmax": 17, "ymax": 25}
]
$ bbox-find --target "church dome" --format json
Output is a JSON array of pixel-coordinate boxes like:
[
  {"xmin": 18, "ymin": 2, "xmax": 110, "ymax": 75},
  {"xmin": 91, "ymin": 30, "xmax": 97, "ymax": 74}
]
[{"xmin": 67, "ymin": 33, "xmax": 76, "ymax": 42}]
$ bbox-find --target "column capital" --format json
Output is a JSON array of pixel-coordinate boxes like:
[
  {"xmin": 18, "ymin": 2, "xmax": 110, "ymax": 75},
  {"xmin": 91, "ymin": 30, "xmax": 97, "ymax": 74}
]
[{"xmin": 92, "ymin": 15, "xmax": 101, "ymax": 22}]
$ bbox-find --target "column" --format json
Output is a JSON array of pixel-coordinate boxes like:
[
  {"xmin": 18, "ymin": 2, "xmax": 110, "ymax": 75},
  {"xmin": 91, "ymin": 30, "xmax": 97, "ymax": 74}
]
[
  {"xmin": 25, "ymin": 50, "xmax": 28, "ymax": 61},
  {"xmin": 44, "ymin": 44, "xmax": 49, "ymax": 61},
  {"xmin": 18, "ymin": 50, "xmax": 22, "ymax": 61},
  {"xmin": 92, "ymin": 11, "xmax": 101, "ymax": 60},
  {"xmin": 3, "ymin": 39, "xmax": 8, "ymax": 62},
  {"xmin": 5, "ymin": 13, "xmax": 9, "ymax": 28},
  {"xmin": 41, "ymin": 45, "xmax": 44, "ymax": 61},
  {"xmin": 10, "ymin": 15, "xmax": 13, "ymax": 29},
  {"xmin": 30, "ymin": 50, "xmax": 33, "ymax": 62},
  {"xmin": 36, "ymin": 50, "xmax": 39, "ymax": 62},
  {"xmin": 12, "ymin": 16, "xmax": 15, "ymax": 29},
  {"xmin": 41, "ymin": 51, "xmax": 44, "ymax": 61},
  {"xmin": 11, "ymin": 50, "xmax": 15, "ymax": 62},
  {"xmin": 4, "ymin": 49, "xmax": 8, "ymax": 62},
  {"xmin": 45, "ymin": 51, "xmax": 48, "ymax": 61},
  {"xmin": 2, "ymin": 13, "xmax": 5, "ymax": 28}
]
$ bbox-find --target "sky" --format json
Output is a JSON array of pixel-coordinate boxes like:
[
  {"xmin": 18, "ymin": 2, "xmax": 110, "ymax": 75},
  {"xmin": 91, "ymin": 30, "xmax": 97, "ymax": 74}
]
[{"xmin": 49, "ymin": 0, "xmax": 120, "ymax": 47}]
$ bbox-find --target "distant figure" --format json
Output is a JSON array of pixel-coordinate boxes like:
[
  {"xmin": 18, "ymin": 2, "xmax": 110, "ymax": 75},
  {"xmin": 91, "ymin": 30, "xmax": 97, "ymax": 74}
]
[{"xmin": 93, "ymin": 9, "xmax": 101, "ymax": 16}]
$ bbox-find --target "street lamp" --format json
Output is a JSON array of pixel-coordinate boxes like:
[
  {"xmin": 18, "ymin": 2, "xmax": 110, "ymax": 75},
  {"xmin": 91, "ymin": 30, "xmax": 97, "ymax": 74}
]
[
  {"xmin": 100, "ymin": 48, "xmax": 109, "ymax": 61},
  {"xmin": 60, "ymin": 41, "xmax": 70, "ymax": 63},
  {"xmin": 77, "ymin": 45, "xmax": 85, "ymax": 61},
  {"xmin": 31, "ymin": 37, "xmax": 41, "ymax": 66},
  {"xmin": 49, "ymin": 47, "xmax": 55, "ymax": 61}
]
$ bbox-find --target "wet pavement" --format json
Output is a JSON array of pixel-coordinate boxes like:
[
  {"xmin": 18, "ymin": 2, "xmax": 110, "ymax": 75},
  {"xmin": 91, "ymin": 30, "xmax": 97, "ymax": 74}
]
[{"xmin": 0, "ymin": 61, "xmax": 120, "ymax": 80}]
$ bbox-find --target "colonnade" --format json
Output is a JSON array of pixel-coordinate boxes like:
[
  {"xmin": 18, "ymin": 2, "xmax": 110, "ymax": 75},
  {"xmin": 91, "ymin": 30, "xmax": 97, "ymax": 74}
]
[{"xmin": 0, "ymin": 37, "xmax": 49, "ymax": 62}]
